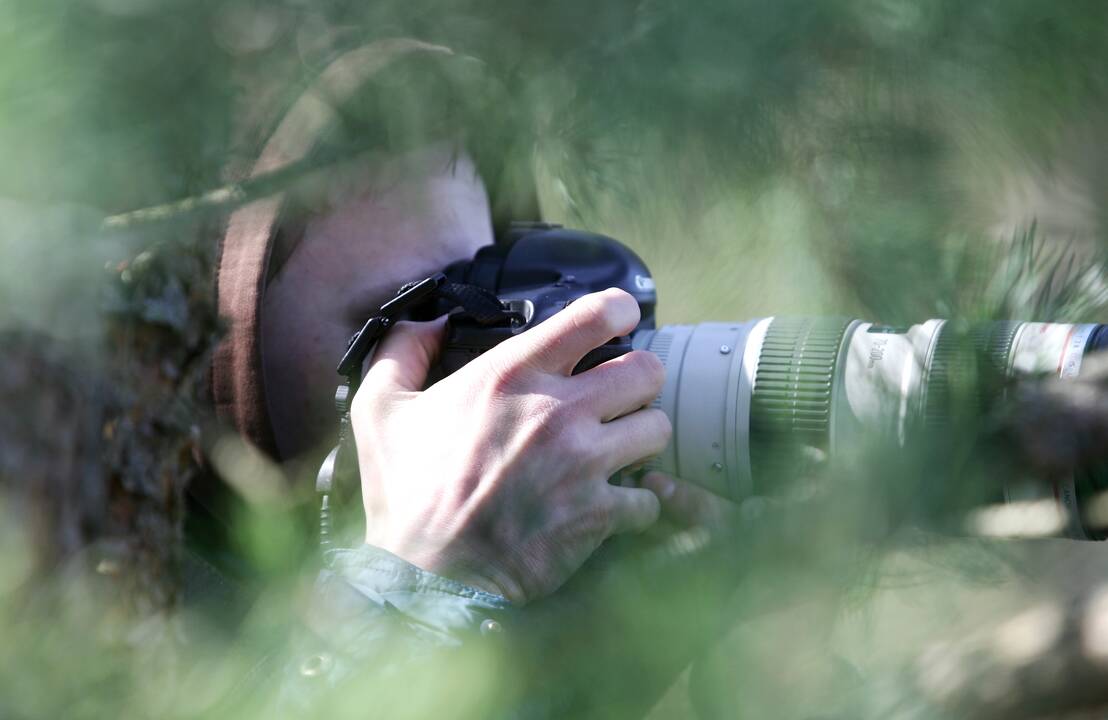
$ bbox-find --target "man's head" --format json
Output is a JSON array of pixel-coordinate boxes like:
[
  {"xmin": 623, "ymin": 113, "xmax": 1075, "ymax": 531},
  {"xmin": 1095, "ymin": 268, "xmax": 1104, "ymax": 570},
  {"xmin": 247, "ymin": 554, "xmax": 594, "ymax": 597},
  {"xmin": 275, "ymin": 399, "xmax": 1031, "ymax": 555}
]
[
  {"xmin": 213, "ymin": 40, "xmax": 533, "ymax": 466},
  {"xmin": 260, "ymin": 144, "xmax": 493, "ymax": 460}
]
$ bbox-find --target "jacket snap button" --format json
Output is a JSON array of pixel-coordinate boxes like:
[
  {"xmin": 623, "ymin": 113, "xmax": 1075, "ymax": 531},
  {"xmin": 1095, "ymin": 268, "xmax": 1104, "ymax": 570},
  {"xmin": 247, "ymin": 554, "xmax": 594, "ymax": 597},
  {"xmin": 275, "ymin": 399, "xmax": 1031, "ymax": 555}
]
[{"xmin": 480, "ymin": 618, "xmax": 502, "ymax": 636}]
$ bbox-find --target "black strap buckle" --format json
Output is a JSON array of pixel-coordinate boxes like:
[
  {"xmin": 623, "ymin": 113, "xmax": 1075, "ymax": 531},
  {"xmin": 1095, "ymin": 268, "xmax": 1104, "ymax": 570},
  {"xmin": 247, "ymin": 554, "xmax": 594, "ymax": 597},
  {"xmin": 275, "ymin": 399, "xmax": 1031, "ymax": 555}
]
[{"xmin": 336, "ymin": 273, "xmax": 447, "ymax": 379}]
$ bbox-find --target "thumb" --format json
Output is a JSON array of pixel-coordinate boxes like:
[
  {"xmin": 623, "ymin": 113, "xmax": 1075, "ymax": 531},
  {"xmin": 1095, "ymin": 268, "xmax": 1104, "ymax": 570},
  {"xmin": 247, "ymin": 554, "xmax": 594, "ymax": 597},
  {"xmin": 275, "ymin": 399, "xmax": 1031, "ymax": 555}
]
[{"xmin": 363, "ymin": 317, "xmax": 447, "ymax": 392}]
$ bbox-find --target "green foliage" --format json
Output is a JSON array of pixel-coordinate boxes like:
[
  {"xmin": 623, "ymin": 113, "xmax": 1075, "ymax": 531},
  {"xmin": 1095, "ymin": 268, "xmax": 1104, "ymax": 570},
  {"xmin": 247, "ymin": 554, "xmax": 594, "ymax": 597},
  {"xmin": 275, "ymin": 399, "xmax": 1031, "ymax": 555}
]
[{"xmin": 2, "ymin": 1, "xmax": 1108, "ymax": 719}]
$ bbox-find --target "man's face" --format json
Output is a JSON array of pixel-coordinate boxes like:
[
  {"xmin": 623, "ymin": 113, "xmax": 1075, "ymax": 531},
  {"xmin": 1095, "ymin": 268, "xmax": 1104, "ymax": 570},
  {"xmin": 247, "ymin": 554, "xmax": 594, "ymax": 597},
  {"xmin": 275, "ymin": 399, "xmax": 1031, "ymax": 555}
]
[{"xmin": 260, "ymin": 144, "xmax": 494, "ymax": 461}]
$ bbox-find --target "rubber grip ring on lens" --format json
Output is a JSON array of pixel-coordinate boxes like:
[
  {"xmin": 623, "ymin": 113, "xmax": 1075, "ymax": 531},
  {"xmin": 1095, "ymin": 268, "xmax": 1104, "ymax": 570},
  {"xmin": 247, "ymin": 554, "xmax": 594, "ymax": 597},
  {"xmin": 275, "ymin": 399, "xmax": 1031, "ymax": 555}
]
[
  {"xmin": 749, "ymin": 317, "xmax": 852, "ymax": 488},
  {"xmin": 921, "ymin": 321, "xmax": 1019, "ymax": 427}
]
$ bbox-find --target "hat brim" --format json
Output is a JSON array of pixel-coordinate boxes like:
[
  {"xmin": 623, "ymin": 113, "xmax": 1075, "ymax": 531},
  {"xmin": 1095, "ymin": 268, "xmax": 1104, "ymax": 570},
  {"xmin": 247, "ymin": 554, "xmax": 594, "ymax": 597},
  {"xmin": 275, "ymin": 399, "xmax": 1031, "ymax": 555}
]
[{"xmin": 212, "ymin": 39, "xmax": 455, "ymax": 458}]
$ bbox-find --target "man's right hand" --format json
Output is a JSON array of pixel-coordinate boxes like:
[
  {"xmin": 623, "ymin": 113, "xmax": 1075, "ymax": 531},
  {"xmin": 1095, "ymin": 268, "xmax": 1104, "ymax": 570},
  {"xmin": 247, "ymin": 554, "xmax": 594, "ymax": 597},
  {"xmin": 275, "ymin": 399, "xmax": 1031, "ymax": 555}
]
[{"xmin": 350, "ymin": 288, "xmax": 671, "ymax": 604}]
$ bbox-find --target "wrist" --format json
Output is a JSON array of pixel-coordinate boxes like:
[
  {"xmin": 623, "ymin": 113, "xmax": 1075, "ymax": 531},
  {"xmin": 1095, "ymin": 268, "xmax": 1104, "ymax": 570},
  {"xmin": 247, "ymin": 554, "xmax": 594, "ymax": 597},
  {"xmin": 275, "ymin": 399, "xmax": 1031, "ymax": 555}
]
[
  {"xmin": 425, "ymin": 557, "xmax": 525, "ymax": 606},
  {"xmin": 369, "ymin": 530, "xmax": 525, "ymax": 604},
  {"xmin": 320, "ymin": 543, "xmax": 513, "ymax": 645}
]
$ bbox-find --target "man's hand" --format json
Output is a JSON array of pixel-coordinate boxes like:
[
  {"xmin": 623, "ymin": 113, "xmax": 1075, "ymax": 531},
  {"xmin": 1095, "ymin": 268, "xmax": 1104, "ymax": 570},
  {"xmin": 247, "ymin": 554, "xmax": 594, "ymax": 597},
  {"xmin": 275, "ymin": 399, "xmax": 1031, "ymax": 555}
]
[
  {"xmin": 350, "ymin": 288, "xmax": 671, "ymax": 604},
  {"xmin": 640, "ymin": 471, "xmax": 737, "ymax": 530}
]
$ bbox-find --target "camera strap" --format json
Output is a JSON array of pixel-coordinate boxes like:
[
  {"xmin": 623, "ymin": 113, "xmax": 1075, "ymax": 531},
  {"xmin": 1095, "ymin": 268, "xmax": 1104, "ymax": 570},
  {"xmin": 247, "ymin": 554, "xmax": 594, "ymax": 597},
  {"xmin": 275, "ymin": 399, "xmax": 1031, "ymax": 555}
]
[{"xmin": 316, "ymin": 273, "xmax": 520, "ymax": 551}]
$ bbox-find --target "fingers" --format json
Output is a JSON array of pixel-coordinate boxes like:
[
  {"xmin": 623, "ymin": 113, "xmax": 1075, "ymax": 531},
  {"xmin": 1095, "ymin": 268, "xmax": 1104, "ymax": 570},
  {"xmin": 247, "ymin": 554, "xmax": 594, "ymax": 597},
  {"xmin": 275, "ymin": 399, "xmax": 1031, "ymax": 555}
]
[
  {"xmin": 595, "ymin": 408, "xmax": 671, "ymax": 473},
  {"xmin": 575, "ymin": 350, "xmax": 665, "ymax": 421},
  {"xmin": 361, "ymin": 317, "xmax": 447, "ymax": 393},
  {"xmin": 605, "ymin": 485, "xmax": 661, "ymax": 534},
  {"xmin": 640, "ymin": 471, "xmax": 736, "ymax": 529},
  {"xmin": 502, "ymin": 288, "xmax": 641, "ymax": 376}
]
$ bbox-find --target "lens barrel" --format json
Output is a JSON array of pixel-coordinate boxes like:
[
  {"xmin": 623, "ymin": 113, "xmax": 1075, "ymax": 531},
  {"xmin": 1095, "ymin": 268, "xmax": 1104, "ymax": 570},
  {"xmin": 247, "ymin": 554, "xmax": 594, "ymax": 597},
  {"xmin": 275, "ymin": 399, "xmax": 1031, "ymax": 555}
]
[{"xmin": 637, "ymin": 317, "xmax": 1108, "ymax": 539}]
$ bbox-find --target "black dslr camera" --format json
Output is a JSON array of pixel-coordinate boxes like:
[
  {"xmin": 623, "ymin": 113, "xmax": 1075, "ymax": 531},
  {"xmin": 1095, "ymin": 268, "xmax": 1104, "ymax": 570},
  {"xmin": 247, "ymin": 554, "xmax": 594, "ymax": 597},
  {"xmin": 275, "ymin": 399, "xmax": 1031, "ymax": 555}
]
[
  {"xmin": 322, "ymin": 222, "xmax": 661, "ymax": 530},
  {"xmin": 438, "ymin": 222, "xmax": 658, "ymax": 375}
]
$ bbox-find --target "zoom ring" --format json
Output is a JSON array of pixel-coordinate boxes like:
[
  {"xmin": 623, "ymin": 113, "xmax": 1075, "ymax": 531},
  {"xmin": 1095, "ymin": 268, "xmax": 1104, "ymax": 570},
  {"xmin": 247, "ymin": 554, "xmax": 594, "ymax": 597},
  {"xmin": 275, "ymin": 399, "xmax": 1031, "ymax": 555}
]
[
  {"xmin": 749, "ymin": 317, "xmax": 852, "ymax": 488},
  {"xmin": 922, "ymin": 321, "xmax": 1019, "ymax": 427}
]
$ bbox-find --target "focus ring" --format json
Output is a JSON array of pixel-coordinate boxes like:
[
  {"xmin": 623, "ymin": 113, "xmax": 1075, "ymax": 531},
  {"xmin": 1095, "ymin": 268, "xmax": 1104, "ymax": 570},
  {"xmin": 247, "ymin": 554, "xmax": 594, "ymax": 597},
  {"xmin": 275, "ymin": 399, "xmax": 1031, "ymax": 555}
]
[
  {"xmin": 921, "ymin": 321, "xmax": 1019, "ymax": 427},
  {"xmin": 750, "ymin": 317, "xmax": 851, "ymax": 487}
]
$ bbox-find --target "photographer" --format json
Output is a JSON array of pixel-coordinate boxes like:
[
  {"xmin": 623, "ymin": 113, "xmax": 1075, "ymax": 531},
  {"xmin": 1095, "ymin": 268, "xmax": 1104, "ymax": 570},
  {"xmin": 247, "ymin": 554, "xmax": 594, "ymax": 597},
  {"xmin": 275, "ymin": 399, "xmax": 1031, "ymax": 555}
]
[{"xmin": 209, "ymin": 39, "xmax": 732, "ymax": 718}]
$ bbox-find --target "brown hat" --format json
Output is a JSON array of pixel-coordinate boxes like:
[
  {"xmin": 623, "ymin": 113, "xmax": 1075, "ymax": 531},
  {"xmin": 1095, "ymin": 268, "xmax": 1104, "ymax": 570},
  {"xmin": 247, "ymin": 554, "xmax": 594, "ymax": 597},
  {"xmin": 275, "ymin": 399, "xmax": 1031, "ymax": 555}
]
[{"xmin": 212, "ymin": 39, "xmax": 459, "ymax": 458}]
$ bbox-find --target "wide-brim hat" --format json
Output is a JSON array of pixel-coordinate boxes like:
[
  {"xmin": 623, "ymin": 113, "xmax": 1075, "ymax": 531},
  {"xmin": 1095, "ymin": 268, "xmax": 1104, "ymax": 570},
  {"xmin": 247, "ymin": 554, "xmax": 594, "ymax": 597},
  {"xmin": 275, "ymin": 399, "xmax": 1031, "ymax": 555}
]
[{"xmin": 212, "ymin": 39, "xmax": 538, "ymax": 459}]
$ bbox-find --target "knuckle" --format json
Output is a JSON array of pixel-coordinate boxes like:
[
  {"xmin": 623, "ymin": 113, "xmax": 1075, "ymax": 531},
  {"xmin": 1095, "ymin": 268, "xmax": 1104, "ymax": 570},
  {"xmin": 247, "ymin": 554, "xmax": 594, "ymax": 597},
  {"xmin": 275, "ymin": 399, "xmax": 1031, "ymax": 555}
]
[
  {"xmin": 480, "ymin": 352, "xmax": 529, "ymax": 394},
  {"xmin": 570, "ymin": 501, "xmax": 613, "ymax": 539},
  {"xmin": 644, "ymin": 408, "xmax": 672, "ymax": 447},
  {"xmin": 639, "ymin": 491, "xmax": 662, "ymax": 525},
  {"xmin": 602, "ymin": 493, "xmax": 651, "ymax": 536},
  {"xmin": 628, "ymin": 350, "xmax": 665, "ymax": 390},
  {"xmin": 564, "ymin": 423, "xmax": 596, "ymax": 459},
  {"xmin": 548, "ymin": 420, "xmax": 601, "ymax": 467},
  {"xmin": 497, "ymin": 323, "xmax": 562, "ymax": 375},
  {"xmin": 590, "ymin": 505, "xmax": 614, "ymax": 537},
  {"xmin": 529, "ymin": 391, "xmax": 567, "ymax": 427},
  {"xmin": 517, "ymin": 395, "xmax": 573, "ymax": 447}
]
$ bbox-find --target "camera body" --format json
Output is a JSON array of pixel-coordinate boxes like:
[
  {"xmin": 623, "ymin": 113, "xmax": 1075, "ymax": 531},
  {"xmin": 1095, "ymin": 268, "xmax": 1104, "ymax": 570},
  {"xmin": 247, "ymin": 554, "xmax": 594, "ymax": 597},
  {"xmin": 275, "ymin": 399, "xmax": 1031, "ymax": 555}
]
[{"xmin": 438, "ymin": 223, "xmax": 659, "ymax": 375}]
